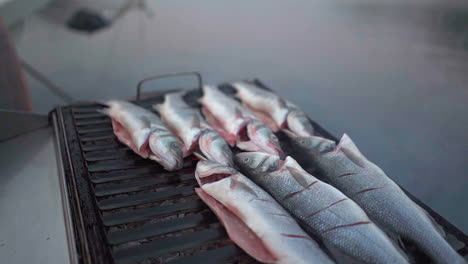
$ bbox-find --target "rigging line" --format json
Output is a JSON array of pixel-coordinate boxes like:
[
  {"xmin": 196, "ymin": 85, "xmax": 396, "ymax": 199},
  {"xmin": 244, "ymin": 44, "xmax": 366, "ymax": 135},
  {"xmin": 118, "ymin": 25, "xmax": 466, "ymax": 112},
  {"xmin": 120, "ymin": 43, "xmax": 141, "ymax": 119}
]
[{"xmin": 20, "ymin": 59, "xmax": 74, "ymax": 103}]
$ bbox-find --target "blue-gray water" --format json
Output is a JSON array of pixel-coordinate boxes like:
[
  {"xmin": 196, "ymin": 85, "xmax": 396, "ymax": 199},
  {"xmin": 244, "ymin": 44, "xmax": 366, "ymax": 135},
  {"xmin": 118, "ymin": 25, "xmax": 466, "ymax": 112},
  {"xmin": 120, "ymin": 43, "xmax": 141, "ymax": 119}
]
[{"xmin": 16, "ymin": 0, "xmax": 468, "ymax": 231}]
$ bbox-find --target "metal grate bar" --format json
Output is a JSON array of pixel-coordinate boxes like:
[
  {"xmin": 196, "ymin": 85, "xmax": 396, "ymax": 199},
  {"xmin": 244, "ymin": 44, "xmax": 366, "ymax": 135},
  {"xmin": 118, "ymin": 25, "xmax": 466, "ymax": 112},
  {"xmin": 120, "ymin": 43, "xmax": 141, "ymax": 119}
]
[
  {"xmin": 90, "ymin": 166, "xmax": 169, "ymax": 183},
  {"xmin": 84, "ymin": 149, "xmax": 134, "ymax": 162},
  {"xmin": 74, "ymin": 112, "xmax": 107, "ymax": 119},
  {"xmin": 95, "ymin": 172, "xmax": 195, "ymax": 196},
  {"xmin": 112, "ymin": 227, "xmax": 227, "ymax": 264},
  {"xmin": 80, "ymin": 133, "xmax": 116, "ymax": 142},
  {"xmin": 87, "ymin": 159, "xmax": 155, "ymax": 172},
  {"xmin": 103, "ymin": 200, "xmax": 205, "ymax": 226},
  {"xmin": 98, "ymin": 185, "xmax": 196, "ymax": 210},
  {"xmin": 76, "ymin": 118, "xmax": 110, "ymax": 126},
  {"xmin": 81, "ymin": 141, "xmax": 122, "ymax": 152},
  {"xmin": 77, "ymin": 125, "xmax": 113, "ymax": 135},
  {"xmin": 166, "ymin": 245, "xmax": 243, "ymax": 264},
  {"xmin": 107, "ymin": 212, "xmax": 216, "ymax": 245}
]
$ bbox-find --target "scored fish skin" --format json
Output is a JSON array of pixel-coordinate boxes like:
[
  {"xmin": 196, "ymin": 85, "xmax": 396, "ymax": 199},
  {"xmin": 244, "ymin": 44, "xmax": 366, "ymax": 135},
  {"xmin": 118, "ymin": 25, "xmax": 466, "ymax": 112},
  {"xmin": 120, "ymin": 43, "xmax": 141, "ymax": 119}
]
[
  {"xmin": 200, "ymin": 85, "xmax": 284, "ymax": 156},
  {"xmin": 231, "ymin": 82, "xmax": 314, "ymax": 137},
  {"xmin": 286, "ymin": 132, "xmax": 466, "ymax": 264},
  {"xmin": 195, "ymin": 160, "xmax": 334, "ymax": 264},
  {"xmin": 100, "ymin": 100, "xmax": 183, "ymax": 170},
  {"xmin": 231, "ymin": 81, "xmax": 289, "ymax": 131},
  {"xmin": 235, "ymin": 152, "xmax": 409, "ymax": 264}
]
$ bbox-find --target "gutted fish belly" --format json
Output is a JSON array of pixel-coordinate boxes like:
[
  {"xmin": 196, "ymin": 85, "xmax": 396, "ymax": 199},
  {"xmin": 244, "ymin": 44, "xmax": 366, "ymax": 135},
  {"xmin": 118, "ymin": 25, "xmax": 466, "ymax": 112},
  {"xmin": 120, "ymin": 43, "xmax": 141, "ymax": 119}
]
[
  {"xmin": 200, "ymin": 85, "xmax": 284, "ymax": 156},
  {"xmin": 100, "ymin": 100, "xmax": 183, "ymax": 171},
  {"xmin": 287, "ymin": 132, "xmax": 466, "ymax": 264},
  {"xmin": 195, "ymin": 161, "xmax": 334, "ymax": 264},
  {"xmin": 231, "ymin": 82, "xmax": 314, "ymax": 137},
  {"xmin": 235, "ymin": 152, "xmax": 409, "ymax": 264}
]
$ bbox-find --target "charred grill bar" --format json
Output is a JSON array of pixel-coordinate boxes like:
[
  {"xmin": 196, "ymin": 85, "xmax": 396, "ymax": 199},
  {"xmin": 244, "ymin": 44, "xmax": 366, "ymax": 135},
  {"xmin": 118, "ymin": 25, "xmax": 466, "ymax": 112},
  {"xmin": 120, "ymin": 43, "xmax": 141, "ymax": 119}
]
[{"xmin": 51, "ymin": 80, "xmax": 467, "ymax": 263}]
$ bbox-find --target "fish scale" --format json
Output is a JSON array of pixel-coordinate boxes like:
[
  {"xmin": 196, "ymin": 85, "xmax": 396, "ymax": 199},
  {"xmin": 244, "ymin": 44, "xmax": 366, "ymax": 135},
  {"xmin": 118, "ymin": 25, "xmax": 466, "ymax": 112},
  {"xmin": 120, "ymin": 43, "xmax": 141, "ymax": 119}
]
[
  {"xmin": 287, "ymin": 133, "xmax": 466, "ymax": 264},
  {"xmin": 194, "ymin": 160, "xmax": 334, "ymax": 264},
  {"xmin": 235, "ymin": 153, "xmax": 409, "ymax": 264}
]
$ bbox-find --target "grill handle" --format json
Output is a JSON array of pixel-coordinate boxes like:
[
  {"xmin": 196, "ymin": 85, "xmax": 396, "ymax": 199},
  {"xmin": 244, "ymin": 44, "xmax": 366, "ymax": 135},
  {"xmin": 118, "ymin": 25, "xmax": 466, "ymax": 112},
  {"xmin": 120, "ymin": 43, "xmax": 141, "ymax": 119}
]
[{"xmin": 136, "ymin": 72, "xmax": 203, "ymax": 100}]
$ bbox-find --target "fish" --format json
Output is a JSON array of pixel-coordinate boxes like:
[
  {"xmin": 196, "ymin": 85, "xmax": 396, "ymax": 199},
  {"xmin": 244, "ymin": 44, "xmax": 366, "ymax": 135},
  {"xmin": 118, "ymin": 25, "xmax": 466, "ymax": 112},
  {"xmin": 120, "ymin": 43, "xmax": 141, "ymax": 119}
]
[
  {"xmin": 199, "ymin": 85, "xmax": 283, "ymax": 156},
  {"xmin": 99, "ymin": 100, "xmax": 183, "ymax": 170},
  {"xmin": 231, "ymin": 81, "xmax": 290, "ymax": 131},
  {"xmin": 154, "ymin": 91, "xmax": 234, "ymax": 166},
  {"xmin": 231, "ymin": 81, "xmax": 314, "ymax": 136},
  {"xmin": 286, "ymin": 132, "xmax": 466, "ymax": 264},
  {"xmin": 195, "ymin": 160, "xmax": 334, "ymax": 264},
  {"xmin": 235, "ymin": 152, "xmax": 409, "ymax": 264}
]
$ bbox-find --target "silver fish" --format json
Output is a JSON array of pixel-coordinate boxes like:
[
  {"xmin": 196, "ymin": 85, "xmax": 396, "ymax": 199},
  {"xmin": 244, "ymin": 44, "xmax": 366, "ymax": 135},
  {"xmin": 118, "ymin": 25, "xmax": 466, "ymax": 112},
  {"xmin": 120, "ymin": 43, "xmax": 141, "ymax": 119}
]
[
  {"xmin": 198, "ymin": 130, "xmax": 234, "ymax": 167},
  {"xmin": 100, "ymin": 100, "xmax": 183, "ymax": 170},
  {"xmin": 286, "ymin": 132, "xmax": 466, "ymax": 264},
  {"xmin": 231, "ymin": 81, "xmax": 290, "ymax": 131},
  {"xmin": 195, "ymin": 160, "xmax": 334, "ymax": 264},
  {"xmin": 154, "ymin": 92, "xmax": 233, "ymax": 166},
  {"xmin": 236, "ymin": 152, "xmax": 409, "ymax": 264},
  {"xmin": 199, "ymin": 85, "xmax": 283, "ymax": 156},
  {"xmin": 231, "ymin": 81, "xmax": 314, "ymax": 136}
]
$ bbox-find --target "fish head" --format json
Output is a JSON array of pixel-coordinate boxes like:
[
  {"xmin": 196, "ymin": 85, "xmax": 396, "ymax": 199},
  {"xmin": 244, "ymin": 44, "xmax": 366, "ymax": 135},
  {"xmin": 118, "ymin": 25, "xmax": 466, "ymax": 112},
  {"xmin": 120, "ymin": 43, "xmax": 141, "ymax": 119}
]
[
  {"xmin": 234, "ymin": 152, "xmax": 280, "ymax": 175},
  {"xmin": 148, "ymin": 133, "xmax": 184, "ymax": 171},
  {"xmin": 284, "ymin": 130, "xmax": 336, "ymax": 154},
  {"xmin": 245, "ymin": 120, "xmax": 284, "ymax": 157},
  {"xmin": 286, "ymin": 109, "xmax": 314, "ymax": 137},
  {"xmin": 198, "ymin": 131, "xmax": 234, "ymax": 167},
  {"xmin": 195, "ymin": 160, "xmax": 238, "ymax": 186}
]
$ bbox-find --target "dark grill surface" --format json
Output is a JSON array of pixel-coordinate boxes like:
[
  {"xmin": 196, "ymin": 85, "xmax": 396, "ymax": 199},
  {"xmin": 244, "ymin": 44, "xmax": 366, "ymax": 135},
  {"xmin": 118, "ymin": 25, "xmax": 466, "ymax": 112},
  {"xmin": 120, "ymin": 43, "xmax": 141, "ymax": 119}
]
[
  {"xmin": 52, "ymin": 80, "xmax": 467, "ymax": 264},
  {"xmin": 53, "ymin": 91, "xmax": 254, "ymax": 264}
]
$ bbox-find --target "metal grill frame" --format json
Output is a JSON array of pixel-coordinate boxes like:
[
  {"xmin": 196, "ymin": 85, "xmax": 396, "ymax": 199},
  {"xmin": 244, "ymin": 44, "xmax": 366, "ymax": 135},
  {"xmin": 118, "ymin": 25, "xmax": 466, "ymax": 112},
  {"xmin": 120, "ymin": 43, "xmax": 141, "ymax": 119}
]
[{"xmin": 51, "ymin": 79, "xmax": 467, "ymax": 264}]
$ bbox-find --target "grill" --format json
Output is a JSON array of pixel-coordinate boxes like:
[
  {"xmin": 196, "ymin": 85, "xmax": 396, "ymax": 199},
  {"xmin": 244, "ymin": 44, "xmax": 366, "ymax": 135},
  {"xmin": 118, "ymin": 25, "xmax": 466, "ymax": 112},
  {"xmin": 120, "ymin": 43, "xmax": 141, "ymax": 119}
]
[{"xmin": 51, "ymin": 78, "xmax": 467, "ymax": 264}]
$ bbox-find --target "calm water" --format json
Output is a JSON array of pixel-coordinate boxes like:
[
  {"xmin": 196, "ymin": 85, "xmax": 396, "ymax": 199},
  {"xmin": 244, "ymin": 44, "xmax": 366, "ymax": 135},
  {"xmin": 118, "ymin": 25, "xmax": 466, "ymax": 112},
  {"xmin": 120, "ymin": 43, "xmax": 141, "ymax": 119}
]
[{"xmin": 16, "ymin": 0, "xmax": 468, "ymax": 231}]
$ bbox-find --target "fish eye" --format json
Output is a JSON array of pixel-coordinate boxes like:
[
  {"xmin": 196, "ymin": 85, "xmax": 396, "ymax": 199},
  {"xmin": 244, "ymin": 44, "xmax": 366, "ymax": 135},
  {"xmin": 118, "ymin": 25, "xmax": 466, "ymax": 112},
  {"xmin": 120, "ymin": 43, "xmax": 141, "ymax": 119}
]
[
  {"xmin": 271, "ymin": 135, "xmax": 279, "ymax": 141},
  {"xmin": 300, "ymin": 139, "xmax": 307, "ymax": 145},
  {"xmin": 243, "ymin": 157, "xmax": 250, "ymax": 163}
]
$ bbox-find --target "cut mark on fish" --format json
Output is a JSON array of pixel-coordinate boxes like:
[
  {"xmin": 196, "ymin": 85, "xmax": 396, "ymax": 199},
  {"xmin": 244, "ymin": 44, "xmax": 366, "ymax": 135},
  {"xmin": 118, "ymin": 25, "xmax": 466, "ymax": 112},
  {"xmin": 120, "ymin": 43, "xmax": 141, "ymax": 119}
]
[
  {"xmin": 249, "ymin": 198, "xmax": 276, "ymax": 204},
  {"xmin": 199, "ymin": 173, "xmax": 231, "ymax": 185},
  {"xmin": 283, "ymin": 181, "xmax": 318, "ymax": 200},
  {"xmin": 353, "ymin": 185, "xmax": 387, "ymax": 197},
  {"xmin": 230, "ymin": 178, "xmax": 259, "ymax": 197},
  {"xmin": 286, "ymin": 166, "xmax": 313, "ymax": 188},
  {"xmin": 340, "ymin": 147, "xmax": 366, "ymax": 168},
  {"xmin": 269, "ymin": 213, "xmax": 290, "ymax": 218},
  {"xmin": 280, "ymin": 233, "xmax": 313, "ymax": 241},
  {"xmin": 337, "ymin": 172, "xmax": 357, "ymax": 178},
  {"xmin": 322, "ymin": 221, "xmax": 371, "ymax": 233},
  {"xmin": 306, "ymin": 198, "xmax": 349, "ymax": 219}
]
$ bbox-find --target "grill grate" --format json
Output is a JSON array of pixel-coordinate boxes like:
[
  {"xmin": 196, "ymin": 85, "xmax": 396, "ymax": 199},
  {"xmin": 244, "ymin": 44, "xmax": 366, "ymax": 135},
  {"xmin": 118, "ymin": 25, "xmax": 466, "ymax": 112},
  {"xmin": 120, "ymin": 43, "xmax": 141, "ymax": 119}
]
[
  {"xmin": 52, "ymin": 80, "xmax": 467, "ymax": 264},
  {"xmin": 53, "ymin": 92, "xmax": 254, "ymax": 264}
]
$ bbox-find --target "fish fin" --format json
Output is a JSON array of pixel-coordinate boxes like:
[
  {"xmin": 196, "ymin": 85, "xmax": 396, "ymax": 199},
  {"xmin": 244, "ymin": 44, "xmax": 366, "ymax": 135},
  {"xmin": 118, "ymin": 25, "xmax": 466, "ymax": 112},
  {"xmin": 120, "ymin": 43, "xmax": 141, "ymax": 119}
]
[
  {"xmin": 96, "ymin": 107, "xmax": 110, "ymax": 116},
  {"xmin": 286, "ymin": 165, "xmax": 312, "ymax": 188},
  {"xmin": 191, "ymin": 115, "xmax": 201, "ymax": 128},
  {"xmin": 234, "ymin": 107, "xmax": 244, "ymax": 119},
  {"xmin": 324, "ymin": 242, "xmax": 363, "ymax": 264},
  {"xmin": 337, "ymin": 134, "xmax": 367, "ymax": 168},
  {"xmin": 230, "ymin": 175, "xmax": 259, "ymax": 197},
  {"xmin": 277, "ymin": 97, "xmax": 287, "ymax": 109},
  {"xmin": 152, "ymin": 103, "xmax": 162, "ymax": 112},
  {"xmin": 416, "ymin": 204, "xmax": 447, "ymax": 238}
]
